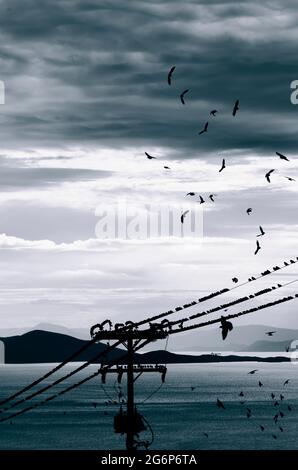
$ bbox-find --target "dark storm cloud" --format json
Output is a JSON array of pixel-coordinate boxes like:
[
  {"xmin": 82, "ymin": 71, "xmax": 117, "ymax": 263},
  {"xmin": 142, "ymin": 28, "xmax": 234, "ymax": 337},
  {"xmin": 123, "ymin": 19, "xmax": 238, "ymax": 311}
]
[{"xmin": 0, "ymin": 0, "xmax": 298, "ymax": 156}]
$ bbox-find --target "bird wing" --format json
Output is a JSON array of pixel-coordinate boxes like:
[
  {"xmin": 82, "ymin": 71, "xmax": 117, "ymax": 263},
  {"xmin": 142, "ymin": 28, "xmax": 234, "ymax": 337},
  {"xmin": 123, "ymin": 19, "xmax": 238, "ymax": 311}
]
[{"xmin": 167, "ymin": 66, "xmax": 175, "ymax": 85}]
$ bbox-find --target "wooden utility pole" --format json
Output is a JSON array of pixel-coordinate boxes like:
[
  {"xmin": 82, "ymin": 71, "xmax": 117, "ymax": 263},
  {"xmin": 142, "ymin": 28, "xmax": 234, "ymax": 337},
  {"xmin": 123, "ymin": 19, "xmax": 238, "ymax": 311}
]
[{"xmin": 91, "ymin": 324, "xmax": 168, "ymax": 451}]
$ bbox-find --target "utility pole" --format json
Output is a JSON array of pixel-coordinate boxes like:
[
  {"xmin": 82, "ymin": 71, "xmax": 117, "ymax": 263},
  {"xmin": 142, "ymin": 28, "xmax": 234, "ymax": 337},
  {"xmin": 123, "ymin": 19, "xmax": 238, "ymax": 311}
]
[{"xmin": 90, "ymin": 323, "xmax": 168, "ymax": 451}]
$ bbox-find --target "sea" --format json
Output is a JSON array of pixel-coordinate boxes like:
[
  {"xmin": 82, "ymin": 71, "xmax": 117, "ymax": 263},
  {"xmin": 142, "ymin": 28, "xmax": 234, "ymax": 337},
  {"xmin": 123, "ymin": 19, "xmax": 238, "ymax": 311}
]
[{"xmin": 0, "ymin": 361, "xmax": 297, "ymax": 450}]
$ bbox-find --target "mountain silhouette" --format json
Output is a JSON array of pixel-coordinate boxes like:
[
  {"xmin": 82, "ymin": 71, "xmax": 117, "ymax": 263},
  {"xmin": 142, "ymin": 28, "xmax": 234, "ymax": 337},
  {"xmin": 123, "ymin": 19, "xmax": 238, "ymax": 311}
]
[{"xmin": 0, "ymin": 330, "xmax": 291, "ymax": 364}]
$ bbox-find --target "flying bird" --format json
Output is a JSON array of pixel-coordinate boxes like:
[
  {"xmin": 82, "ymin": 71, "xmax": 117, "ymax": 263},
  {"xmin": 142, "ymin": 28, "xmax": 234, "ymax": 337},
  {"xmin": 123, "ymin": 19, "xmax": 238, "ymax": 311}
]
[
  {"xmin": 180, "ymin": 89, "xmax": 189, "ymax": 105},
  {"xmin": 209, "ymin": 194, "xmax": 217, "ymax": 202},
  {"xmin": 92, "ymin": 402, "xmax": 98, "ymax": 409},
  {"xmin": 164, "ymin": 166, "xmax": 171, "ymax": 170},
  {"xmin": 271, "ymin": 393, "xmax": 275, "ymax": 399},
  {"xmin": 232, "ymin": 277, "xmax": 238, "ymax": 283},
  {"xmin": 284, "ymin": 176, "xmax": 295, "ymax": 182},
  {"xmin": 260, "ymin": 425, "xmax": 265, "ymax": 432},
  {"xmin": 191, "ymin": 386, "xmax": 196, "ymax": 391},
  {"xmin": 216, "ymin": 398, "xmax": 225, "ymax": 409},
  {"xmin": 265, "ymin": 169, "xmax": 275, "ymax": 183},
  {"xmin": 276, "ymin": 152, "xmax": 289, "ymax": 162},
  {"xmin": 203, "ymin": 432, "xmax": 209, "ymax": 438},
  {"xmin": 248, "ymin": 369, "xmax": 258, "ymax": 375},
  {"xmin": 210, "ymin": 109, "xmax": 218, "ymax": 116},
  {"xmin": 187, "ymin": 192, "xmax": 195, "ymax": 196},
  {"xmin": 220, "ymin": 316, "xmax": 233, "ymax": 340},
  {"xmin": 280, "ymin": 394, "xmax": 284, "ymax": 401},
  {"xmin": 246, "ymin": 208, "xmax": 252, "ymax": 215},
  {"xmin": 257, "ymin": 226, "xmax": 265, "ymax": 237},
  {"xmin": 254, "ymin": 240, "xmax": 261, "ymax": 255},
  {"xmin": 232, "ymin": 99, "xmax": 240, "ymax": 116},
  {"xmin": 288, "ymin": 405, "xmax": 292, "ymax": 411},
  {"xmin": 239, "ymin": 391, "xmax": 244, "ymax": 397},
  {"xmin": 181, "ymin": 210, "xmax": 190, "ymax": 224},
  {"xmin": 145, "ymin": 152, "xmax": 157, "ymax": 160},
  {"xmin": 279, "ymin": 426, "xmax": 284, "ymax": 432},
  {"xmin": 167, "ymin": 66, "xmax": 176, "ymax": 85},
  {"xmin": 279, "ymin": 411, "xmax": 284, "ymax": 418},
  {"xmin": 274, "ymin": 401, "xmax": 279, "ymax": 407},
  {"xmin": 198, "ymin": 195, "xmax": 205, "ymax": 204},
  {"xmin": 266, "ymin": 331, "xmax": 276, "ymax": 336},
  {"xmin": 283, "ymin": 379, "xmax": 290, "ymax": 386},
  {"xmin": 199, "ymin": 122, "xmax": 209, "ymax": 135},
  {"xmin": 258, "ymin": 381, "xmax": 263, "ymax": 387},
  {"xmin": 219, "ymin": 158, "xmax": 226, "ymax": 173},
  {"xmin": 272, "ymin": 434, "xmax": 277, "ymax": 440}
]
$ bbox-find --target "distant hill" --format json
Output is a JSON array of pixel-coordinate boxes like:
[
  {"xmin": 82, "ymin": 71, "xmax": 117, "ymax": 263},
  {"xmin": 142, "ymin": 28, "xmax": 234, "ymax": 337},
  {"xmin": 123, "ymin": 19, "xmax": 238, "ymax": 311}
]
[{"xmin": 0, "ymin": 330, "xmax": 291, "ymax": 364}]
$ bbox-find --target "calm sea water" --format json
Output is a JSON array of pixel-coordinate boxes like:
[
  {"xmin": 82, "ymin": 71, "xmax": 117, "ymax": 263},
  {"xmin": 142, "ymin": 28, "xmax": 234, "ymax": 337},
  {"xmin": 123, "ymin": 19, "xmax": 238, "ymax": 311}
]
[{"xmin": 0, "ymin": 362, "xmax": 297, "ymax": 450}]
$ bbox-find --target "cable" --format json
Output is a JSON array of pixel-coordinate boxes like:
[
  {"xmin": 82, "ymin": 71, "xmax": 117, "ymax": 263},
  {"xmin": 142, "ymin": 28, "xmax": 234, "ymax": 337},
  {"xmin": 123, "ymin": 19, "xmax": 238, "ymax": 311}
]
[
  {"xmin": 170, "ymin": 293, "xmax": 298, "ymax": 335},
  {"xmin": 1, "ymin": 256, "xmax": 296, "ymax": 409},
  {"xmin": 0, "ymin": 340, "xmax": 122, "ymax": 413},
  {"xmin": 168, "ymin": 278, "xmax": 298, "ymax": 328},
  {"xmin": 0, "ymin": 334, "xmax": 105, "ymax": 407}
]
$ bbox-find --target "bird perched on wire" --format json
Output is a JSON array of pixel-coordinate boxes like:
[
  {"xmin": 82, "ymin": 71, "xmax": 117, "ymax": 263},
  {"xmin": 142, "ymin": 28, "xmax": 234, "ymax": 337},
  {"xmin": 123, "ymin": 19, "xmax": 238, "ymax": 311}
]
[
  {"xmin": 232, "ymin": 99, "xmax": 240, "ymax": 116},
  {"xmin": 276, "ymin": 152, "xmax": 289, "ymax": 162},
  {"xmin": 232, "ymin": 277, "xmax": 238, "ymax": 283},
  {"xmin": 265, "ymin": 169, "xmax": 275, "ymax": 183},
  {"xmin": 199, "ymin": 122, "xmax": 209, "ymax": 135},
  {"xmin": 167, "ymin": 66, "xmax": 176, "ymax": 85},
  {"xmin": 180, "ymin": 89, "xmax": 189, "ymax": 105},
  {"xmin": 220, "ymin": 316, "xmax": 233, "ymax": 340}
]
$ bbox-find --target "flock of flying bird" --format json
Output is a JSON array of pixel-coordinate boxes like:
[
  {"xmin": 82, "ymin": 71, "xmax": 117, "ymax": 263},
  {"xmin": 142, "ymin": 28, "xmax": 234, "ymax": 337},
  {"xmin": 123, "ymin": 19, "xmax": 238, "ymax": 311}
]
[
  {"xmin": 213, "ymin": 373, "xmax": 293, "ymax": 441},
  {"xmin": 144, "ymin": 65, "xmax": 296, "ymax": 257}
]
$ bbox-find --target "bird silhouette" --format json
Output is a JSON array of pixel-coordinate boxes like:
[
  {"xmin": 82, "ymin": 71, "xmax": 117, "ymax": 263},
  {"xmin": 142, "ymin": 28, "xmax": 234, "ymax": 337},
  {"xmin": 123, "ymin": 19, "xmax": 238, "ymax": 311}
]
[
  {"xmin": 248, "ymin": 369, "xmax": 258, "ymax": 375},
  {"xmin": 167, "ymin": 66, "xmax": 176, "ymax": 85},
  {"xmin": 199, "ymin": 122, "xmax": 209, "ymax": 135},
  {"xmin": 283, "ymin": 379, "xmax": 290, "ymax": 386},
  {"xmin": 219, "ymin": 158, "xmax": 226, "ymax": 173},
  {"xmin": 93, "ymin": 402, "xmax": 98, "ymax": 409},
  {"xmin": 279, "ymin": 411, "xmax": 284, "ymax": 418},
  {"xmin": 274, "ymin": 401, "xmax": 279, "ymax": 407},
  {"xmin": 288, "ymin": 405, "xmax": 292, "ymax": 411},
  {"xmin": 198, "ymin": 195, "xmax": 205, "ymax": 204},
  {"xmin": 181, "ymin": 210, "xmax": 190, "ymax": 224},
  {"xmin": 232, "ymin": 277, "xmax": 238, "ymax": 283},
  {"xmin": 180, "ymin": 89, "xmax": 189, "ymax": 105},
  {"xmin": 246, "ymin": 410, "xmax": 252, "ymax": 418},
  {"xmin": 260, "ymin": 425, "xmax": 265, "ymax": 432},
  {"xmin": 280, "ymin": 394, "xmax": 284, "ymax": 401},
  {"xmin": 266, "ymin": 331, "xmax": 276, "ymax": 336},
  {"xmin": 285, "ymin": 345, "xmax": 290, "ymax": 352},
  {"xmin": 258, "ymin": 381, "xmax": 263, "ymax": 387},
  {"xmin": 246, "ymin": 208, "xmax": 252, "ymax": 215},
  {"xmin": 265, "ymin": 169, "xmax": 275, "ymax": 183},
  {"xmin": 254, "ymin": 240, "xmax": 261, "ymax": 255},
  {"xmin": 239, "ymin": 391, "xmax": 244, "ymax": 397},
  {"xmin": 256, "ymin": 226, "xmax": 265, "ymax": 237},
  {"xmin": 220, "ymin": 316, "xmax": 233, "ymax": 340},
  {"xmin": 210, "ymin": 109, "xmax": 218, "ymax": 116},
  {"xmin": 216, "ymin": 398, "xmax": 225, "ymax": 409},
  {"xmin": 232, "ymin": 99, "xmax": 240, "ymax": 116},
  {"xmin": 145, "ymin": 152, "xmax": 157, "ymax": 159},
  {"xmin": 276, "ymin": 152, "xmax": 289, "ymax": 162},
  {"xmin": 209, "ymin": 194, "xmax": 216, "ymax": 202},
  {"xmin": 284, "ymin": 176, "xmax": 295, "ymax": 182},
  {"xmin": 187, "ymin": 192, "xmax": 195, "ymax": 196},
  {"xmin": 272, "ymin": 434, "xmax": 277, "ymax": 439},
  {"xmin": 164, "ymin": 166, "xmax": 170, "ymax": 170},
  {"xmin": 203, "ymin": 432, "xmax": 209, "ymax": 438},
  {"xmin": 271, "ymin": 393, "xmax": 275, "ymax": 399},
  {"xmin": 279, "ymin": 426, "xmax": 284, "ymax": 432}
]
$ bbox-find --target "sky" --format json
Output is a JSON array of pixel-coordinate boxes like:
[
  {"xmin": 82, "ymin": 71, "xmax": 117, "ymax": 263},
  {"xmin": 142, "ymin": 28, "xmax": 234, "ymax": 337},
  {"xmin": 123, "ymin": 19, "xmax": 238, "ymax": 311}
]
[{"xmin": 0, "ymin": 0, "xmax": 298, "ymax": 345}]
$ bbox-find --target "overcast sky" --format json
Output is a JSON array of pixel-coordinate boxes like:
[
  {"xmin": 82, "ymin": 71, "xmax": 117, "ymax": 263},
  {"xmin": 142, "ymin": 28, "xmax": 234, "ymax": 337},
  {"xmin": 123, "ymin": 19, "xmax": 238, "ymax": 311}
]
[{"xmin": 0, "ymin": 0, "xmax": 298, "ymax": 345}]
